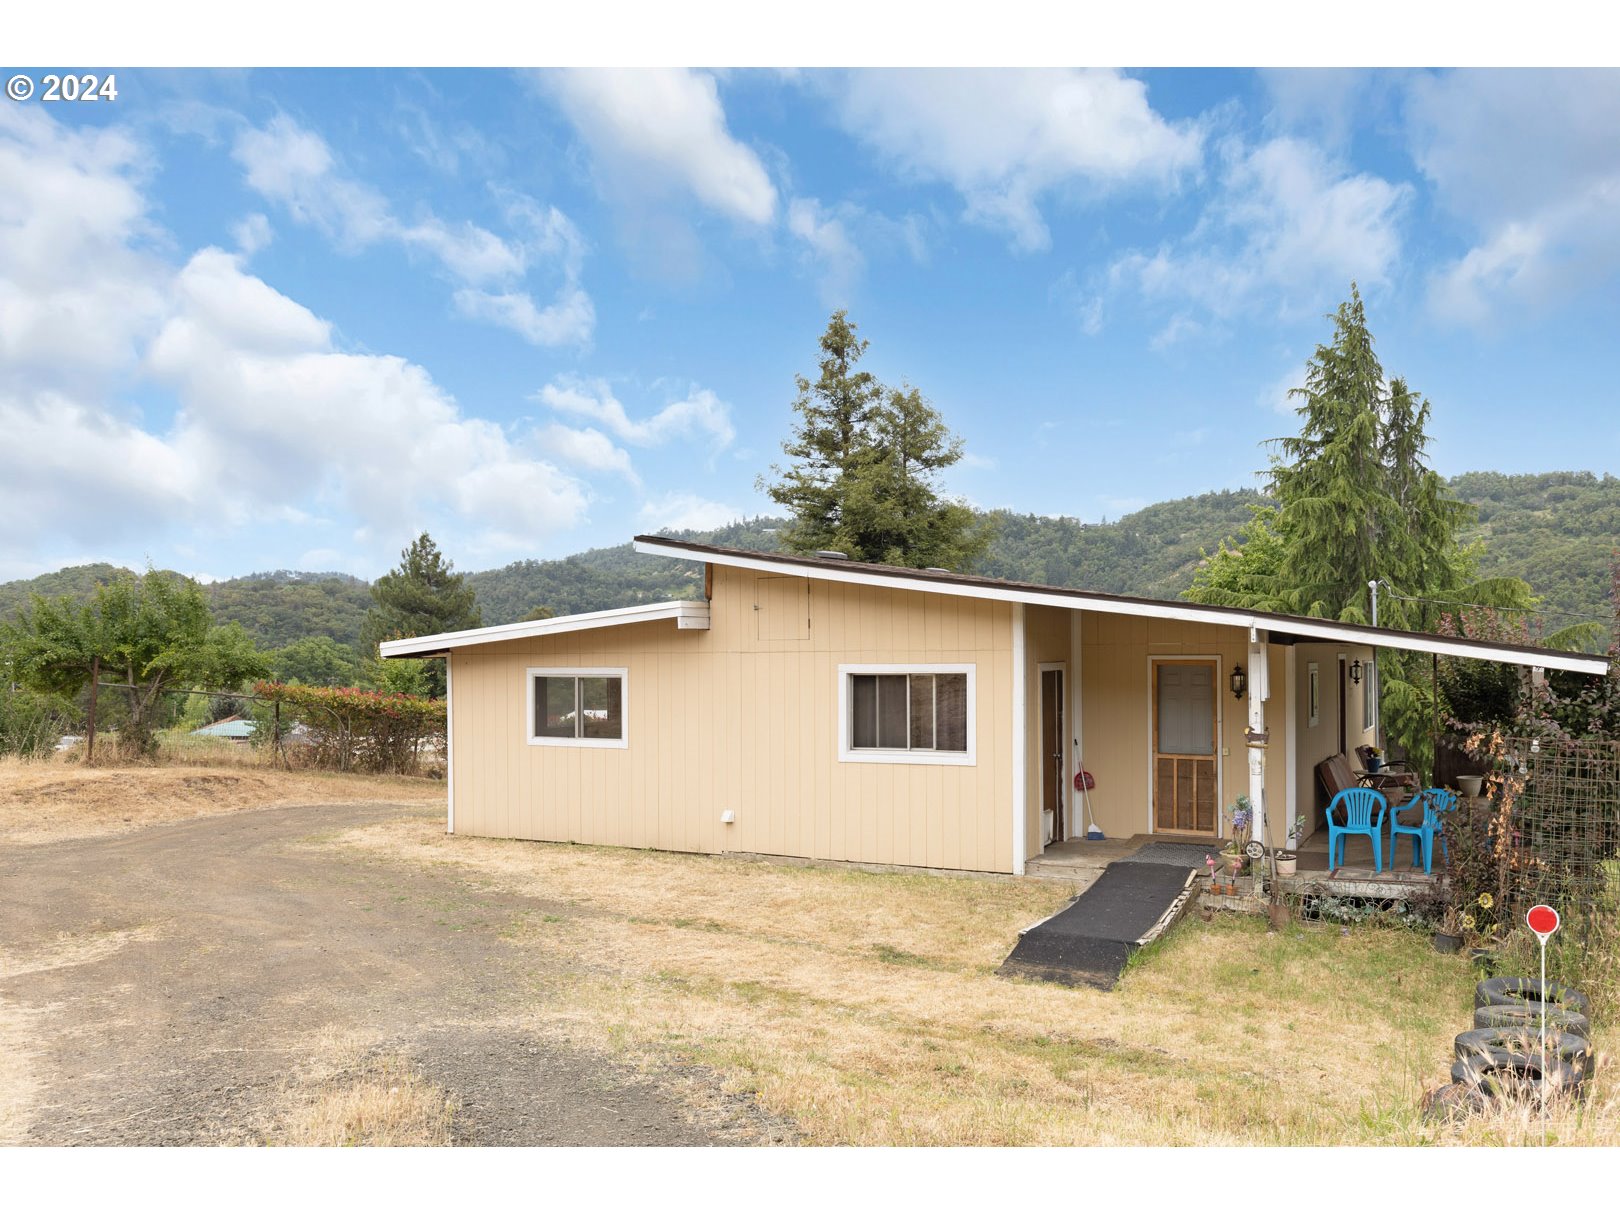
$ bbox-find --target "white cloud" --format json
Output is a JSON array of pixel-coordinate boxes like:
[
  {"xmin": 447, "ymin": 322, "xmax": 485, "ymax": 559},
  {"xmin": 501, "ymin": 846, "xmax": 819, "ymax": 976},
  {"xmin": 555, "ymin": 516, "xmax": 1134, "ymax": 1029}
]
[
  {"xmin": 824, "ymin": 69, "xmax": 1202, "ymax": 252},
  {"xmin": 786, "ymin": 195, "xmax": 930, "ymax": 303},
  {"xmin": 637, "ymin": 492, "xmax": 741, "ymax": 534},
  {"xmin": 1104, "ymin": 136, "xmax": 1409, "ymax": 325},
  {"xmin": 453, "ymin": 286, "xmax": 596, "ymax": 348},
  {"xmin": 536, "ymin": 422, "xmax": 639, "ymax": 485},
  {"xmin": 544, "ymin": 68, "xmax": 777, "ymax": 225},
  {"xmin": 0, "ymin": 105, "xmax": 169, "ymax": 393},
  {"xmin": 144, "ymin": 248, "xmax": 590, "ymax": 538},
  {"xmin": 1407, "ymin": 70, "xmax": 1620, "ymax": 326},
  {"xmin": 232, "ymin": 212, "xmax": 273, "ymax": 256},
  {"xmin": 232, "ymin": 115, "xmax": 591, "ymax": 345},
  {"xmin": 787, "ymin": 197, "xmax": 863, "ymax": 305},
  {"xmin": 537, "ymin": 377, "xmax": 735, "ymax": 451},
  {"xmin": 0, "ymin": 108, "xmax": 592, "ymax": 569}
]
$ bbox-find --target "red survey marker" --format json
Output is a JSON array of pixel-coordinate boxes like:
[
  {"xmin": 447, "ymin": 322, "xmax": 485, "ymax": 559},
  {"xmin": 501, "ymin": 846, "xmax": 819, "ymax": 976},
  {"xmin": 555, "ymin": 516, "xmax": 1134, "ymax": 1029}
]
[{"xmin": 1526, "ymin": 904, "xmax": 1559, "ymax": 939}]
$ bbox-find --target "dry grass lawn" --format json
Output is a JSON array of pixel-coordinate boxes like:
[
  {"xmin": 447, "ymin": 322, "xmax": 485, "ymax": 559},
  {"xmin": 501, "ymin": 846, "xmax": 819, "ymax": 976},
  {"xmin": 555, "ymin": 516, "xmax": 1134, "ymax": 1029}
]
[
  {"xmin": 334, "ymin": 818, "xmax": 1620, "ymax": 1146},
  {"xmin": 0, "ymin": 755, "xmax": 443, "ymax": 846},
  {"xmin": 267, "ymin": 1033, "xmax": 456, "ymax": 1147}
]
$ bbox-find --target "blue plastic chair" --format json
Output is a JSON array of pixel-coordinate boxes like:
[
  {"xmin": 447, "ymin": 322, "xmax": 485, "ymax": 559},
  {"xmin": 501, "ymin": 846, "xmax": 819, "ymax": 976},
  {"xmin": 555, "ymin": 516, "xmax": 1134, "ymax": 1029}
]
[
  {"xmin": 1390, "ymin": 787, "xmax": 1457, "ymax": 874},
  {"xmin": 1325, "ymin": 787, "xmax": 1389, "ymax": 872}
]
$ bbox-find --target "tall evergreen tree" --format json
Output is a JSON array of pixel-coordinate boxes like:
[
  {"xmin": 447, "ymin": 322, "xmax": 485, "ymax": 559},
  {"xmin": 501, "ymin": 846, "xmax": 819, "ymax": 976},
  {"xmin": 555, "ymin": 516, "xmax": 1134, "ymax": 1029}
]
[
  {"xmin": 759, "ymin": 310, "xmax": 886, "ymax": 556},
  {"xmin": 363, "ymin": 533, "xmax": 481, "ymax": 698},
  {"xmin": 758, "ymin": 312, "xmax": 989, "ymax": 569},
  {"xmin": 1186, "ymin": 284, "xmax": 1535, "ymax": 774}
]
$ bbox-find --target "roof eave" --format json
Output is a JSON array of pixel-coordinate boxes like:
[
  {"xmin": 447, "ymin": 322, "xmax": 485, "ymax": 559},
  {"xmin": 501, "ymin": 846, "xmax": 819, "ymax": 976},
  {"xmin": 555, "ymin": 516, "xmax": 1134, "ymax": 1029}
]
[
  {"xmin": 631, "ymin": 536, "xmax": 1610, "ymax": 677},
  {"xmin": 379, "ymin": 598, "xmax": 711, "ymax": 658}
]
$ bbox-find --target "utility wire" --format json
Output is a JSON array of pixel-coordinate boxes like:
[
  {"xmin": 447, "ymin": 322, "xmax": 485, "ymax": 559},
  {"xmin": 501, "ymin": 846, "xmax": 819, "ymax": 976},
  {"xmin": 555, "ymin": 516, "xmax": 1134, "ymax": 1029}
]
[{"xmin": 1380, "ymin": 590, "xmax": 1613, "ymax": 625}]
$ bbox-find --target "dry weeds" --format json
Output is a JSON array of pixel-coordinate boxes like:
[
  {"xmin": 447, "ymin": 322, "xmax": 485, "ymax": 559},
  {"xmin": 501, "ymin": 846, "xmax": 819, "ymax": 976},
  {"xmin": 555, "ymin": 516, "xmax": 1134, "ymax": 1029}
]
[
  {"xmin": 332, "ymin": 819, "xmax": 1620, "ymax": 1145},
  {"xmin": 0, "ymin": 755, "xmax": 442, "ymax": 846},
  {"xmin": 266, "ymin": 1031, "xmax": 456, "ymax": 1146}
]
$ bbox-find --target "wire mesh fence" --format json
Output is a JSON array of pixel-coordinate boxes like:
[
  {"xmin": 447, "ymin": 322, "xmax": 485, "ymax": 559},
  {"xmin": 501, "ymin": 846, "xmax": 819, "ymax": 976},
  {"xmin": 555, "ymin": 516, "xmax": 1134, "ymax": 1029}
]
[{"xmin": 1458, "ymin": 734, "xmax": 1620, "ymax": 956}]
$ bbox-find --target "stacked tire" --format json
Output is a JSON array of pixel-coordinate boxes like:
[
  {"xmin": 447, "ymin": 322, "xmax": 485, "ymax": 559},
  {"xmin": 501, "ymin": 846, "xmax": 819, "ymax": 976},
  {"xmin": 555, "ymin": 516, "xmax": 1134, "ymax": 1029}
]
[{"xmin": 1450, "ymin": 977, "xmax": 1594, "ymax": 1104}]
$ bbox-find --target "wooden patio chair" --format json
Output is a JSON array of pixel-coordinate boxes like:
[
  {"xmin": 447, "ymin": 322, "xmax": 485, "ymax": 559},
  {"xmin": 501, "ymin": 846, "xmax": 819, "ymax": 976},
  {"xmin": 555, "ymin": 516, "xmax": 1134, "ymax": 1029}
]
[{"xmin": 1355, "ymin": 744, "xmax": 1420, "ymax": 801}]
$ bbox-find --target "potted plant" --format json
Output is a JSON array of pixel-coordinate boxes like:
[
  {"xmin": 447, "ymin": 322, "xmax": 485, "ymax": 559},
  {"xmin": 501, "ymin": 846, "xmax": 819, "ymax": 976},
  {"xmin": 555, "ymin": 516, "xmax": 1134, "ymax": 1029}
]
[
  {"xmin": 1273, "ymin": 813, "xmax": 1305, "ymax": 877},
  {"xmin": 1222, "ymin": 794, "xmax": 1253, "ymax": 878},
  {"xmin": 1433, "ymin": 904, "xmax": 1463, "ymax": 954}
]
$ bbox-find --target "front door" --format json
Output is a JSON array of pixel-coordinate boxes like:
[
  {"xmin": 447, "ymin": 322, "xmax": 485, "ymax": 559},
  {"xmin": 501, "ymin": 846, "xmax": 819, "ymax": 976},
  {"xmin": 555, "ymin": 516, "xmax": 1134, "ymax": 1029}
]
[
  {"xmin": 1153, "ymin": 660, "xmax": 1218, "ymax": 835},
  {"xmin": 1040, "ymin": 667, "xmax": 1065, "ymax": 841}
]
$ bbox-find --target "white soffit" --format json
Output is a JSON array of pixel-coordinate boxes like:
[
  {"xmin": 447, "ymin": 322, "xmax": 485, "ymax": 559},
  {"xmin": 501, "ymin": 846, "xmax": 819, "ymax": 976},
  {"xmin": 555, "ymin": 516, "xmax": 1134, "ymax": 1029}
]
[{"xmin": 379, "ymin": 599, "xmax": 710, "ymax": 658}]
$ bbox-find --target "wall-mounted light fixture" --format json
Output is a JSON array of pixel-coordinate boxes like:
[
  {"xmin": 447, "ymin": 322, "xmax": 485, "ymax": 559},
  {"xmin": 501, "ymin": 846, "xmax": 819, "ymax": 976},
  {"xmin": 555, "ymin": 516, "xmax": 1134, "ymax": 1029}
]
[
  {"xmin": 1349, "ymin": 659, "xmax": 1363, "ymax": 686},
  {"xmin": 1230, "ymin": 665, "xmax": 1247, "ymax": 699}
]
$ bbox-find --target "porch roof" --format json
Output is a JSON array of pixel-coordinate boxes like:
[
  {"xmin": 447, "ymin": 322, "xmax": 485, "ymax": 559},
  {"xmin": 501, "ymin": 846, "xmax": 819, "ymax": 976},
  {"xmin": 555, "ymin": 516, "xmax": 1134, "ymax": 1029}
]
[
  {"xmin": 378, "ymin": 599, "xmax": 711, "ymax": 658},
  {"xmin": 633, "ymin": 535, "xmax": 1610, "ymax": 676}
]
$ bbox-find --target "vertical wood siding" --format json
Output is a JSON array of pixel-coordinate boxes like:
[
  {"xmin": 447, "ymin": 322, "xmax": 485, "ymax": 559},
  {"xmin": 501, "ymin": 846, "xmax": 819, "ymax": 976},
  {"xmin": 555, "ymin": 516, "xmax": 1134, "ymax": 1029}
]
[{"xmin": 450, "ymin": 565, "xmax": 1015, "ymax": 872}]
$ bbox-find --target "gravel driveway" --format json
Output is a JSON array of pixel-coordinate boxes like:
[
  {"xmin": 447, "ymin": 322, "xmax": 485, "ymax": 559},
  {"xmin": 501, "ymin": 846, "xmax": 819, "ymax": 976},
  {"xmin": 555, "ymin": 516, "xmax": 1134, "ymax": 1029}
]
[{"xmin": 0, "ymin": 802, "xmax": 766, "ymax": 1145}]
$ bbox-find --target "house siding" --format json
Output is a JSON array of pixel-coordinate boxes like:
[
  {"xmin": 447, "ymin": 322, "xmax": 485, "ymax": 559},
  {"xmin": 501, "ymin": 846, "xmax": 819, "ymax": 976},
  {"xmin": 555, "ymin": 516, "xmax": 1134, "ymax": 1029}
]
[
  {"xmin": 449, "ymin": 564, "xmax": 1016, "ymax": 872},
  {"xmin": 1076, "ymin": 611, "xmax": 1290, "ymax": 844}
]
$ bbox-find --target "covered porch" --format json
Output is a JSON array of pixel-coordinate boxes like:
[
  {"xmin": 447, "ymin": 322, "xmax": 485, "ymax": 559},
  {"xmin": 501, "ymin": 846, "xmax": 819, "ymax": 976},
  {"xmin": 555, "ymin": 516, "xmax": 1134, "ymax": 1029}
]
[
  {"xmin": 1017, "ymin": 597, "xmax": 1608, "ymax": 880},
  {"xmin": 1026, "ymin": 831, "xmax": 1442, "ymax": 897}
]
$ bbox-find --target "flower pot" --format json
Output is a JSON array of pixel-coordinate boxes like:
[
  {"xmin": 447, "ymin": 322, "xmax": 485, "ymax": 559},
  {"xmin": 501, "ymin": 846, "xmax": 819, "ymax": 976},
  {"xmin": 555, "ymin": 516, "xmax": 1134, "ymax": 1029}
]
[
  {"xmin": 1458, "ymin": 775, "xmax": 1484, "ymax": 798},
  {"xmin": 1275, "ymin": 854, "xmax": 1297, "ymax": 877},
  {"xmin": 1433, "ymin": 932, "xmax": 1464, "ymax": 954}
]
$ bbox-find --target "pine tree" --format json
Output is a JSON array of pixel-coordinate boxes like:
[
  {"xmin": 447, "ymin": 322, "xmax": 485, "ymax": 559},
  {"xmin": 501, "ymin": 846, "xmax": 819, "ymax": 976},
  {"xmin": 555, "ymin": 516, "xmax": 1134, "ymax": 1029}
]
[
  {"xmin": 758, "ymin": 313, "xmax": 989, "ymax": 569},
  {"xmin": 758, "ymin": 310, "xmax": 886, "ymax": 556},
  {"xmin": 1185, "ymin": 284, "xmax": 1536, "ymax": 775},
  {"xmin": 363, "ymin": 534, "xmax": 481, "ymax": 698}
]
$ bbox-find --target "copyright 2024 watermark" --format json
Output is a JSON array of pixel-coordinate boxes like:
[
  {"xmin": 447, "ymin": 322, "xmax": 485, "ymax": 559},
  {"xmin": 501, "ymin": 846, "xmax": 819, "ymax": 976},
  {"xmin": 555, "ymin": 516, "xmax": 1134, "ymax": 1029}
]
[{"xmin": 6, "ymin": 73, "xmax": 120, "ymax": 103}]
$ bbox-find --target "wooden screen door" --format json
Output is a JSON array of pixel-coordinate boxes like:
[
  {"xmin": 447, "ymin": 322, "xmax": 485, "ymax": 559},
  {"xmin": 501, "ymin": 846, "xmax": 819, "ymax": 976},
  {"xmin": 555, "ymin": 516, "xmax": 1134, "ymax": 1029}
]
[
  {"xmin": 1040, "ymin": 667, "xmax": 1065, "ymax": 841},
  {"xmin": 1153, "ymin": 660, "xmax": 1217, "ymax": 834}
]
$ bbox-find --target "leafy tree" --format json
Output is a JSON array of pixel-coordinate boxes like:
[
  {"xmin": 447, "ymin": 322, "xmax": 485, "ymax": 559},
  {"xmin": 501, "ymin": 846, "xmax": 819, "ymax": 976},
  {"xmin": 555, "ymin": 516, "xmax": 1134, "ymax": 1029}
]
[
  {"xmin": 363, "ymin": 533, "xmax": 480, "ymax": 698},
  {"xmin": 1185, "ymin": 285, "xmax": 1536, "ymax": 775},
  {"xmin": 369, "ymin": 656, "xmax": 433, "ymax": 697},
  {"xmin": 4, "ymin": 570, "xmax": 269, "ymax": 758},
  {"xmin": 2, "ymin": 593, "xmax": 114, "ymax": 759},
  {"xmin": 758, "ymin": 312, "xmax": 989, "ymax": 569},
  {"xmin": 269, "ymin": 636, "xmax": 364, "ymax": 688}
]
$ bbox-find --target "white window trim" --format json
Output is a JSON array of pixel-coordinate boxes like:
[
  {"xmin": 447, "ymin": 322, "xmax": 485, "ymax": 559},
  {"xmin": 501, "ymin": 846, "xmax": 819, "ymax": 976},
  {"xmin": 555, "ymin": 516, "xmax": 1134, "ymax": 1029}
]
[
  {"xmin": 836, "ymin": 662, "xmax": 976, "ymax": 767},
  {"xmin": 1362, "ymin": 657, "xmax": 1376, "ymax": 733},
  {"xmin": 526, "ymin": 667, "xmax": 629, "ymax": 749}
]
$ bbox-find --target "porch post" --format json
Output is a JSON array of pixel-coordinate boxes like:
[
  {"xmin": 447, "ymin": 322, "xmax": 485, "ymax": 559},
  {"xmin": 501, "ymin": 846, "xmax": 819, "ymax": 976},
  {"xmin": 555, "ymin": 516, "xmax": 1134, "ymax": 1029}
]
[
  {"xmin": 1011, "ymin": 603, "xmax": 1027, "ymax": 876},
  {"xmin": 1247, "ymin": 628, "xmax": 1269, "ymax": 848}
]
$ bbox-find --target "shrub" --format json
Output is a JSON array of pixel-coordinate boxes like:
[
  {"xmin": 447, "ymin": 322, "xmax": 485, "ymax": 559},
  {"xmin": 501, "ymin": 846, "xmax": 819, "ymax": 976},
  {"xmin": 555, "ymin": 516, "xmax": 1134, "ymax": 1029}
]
[
  {"xmin": 0, "ymin": 683, "xmax": 73, "ymax": 758},
  {"xmin": 254, "ymin": 681, "xmax": 444, "ymax": 775}
]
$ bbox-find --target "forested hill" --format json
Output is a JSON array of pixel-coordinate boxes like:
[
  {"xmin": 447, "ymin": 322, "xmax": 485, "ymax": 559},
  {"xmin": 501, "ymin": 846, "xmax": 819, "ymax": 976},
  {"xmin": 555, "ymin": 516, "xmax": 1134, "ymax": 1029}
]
[
  {"xmin": 461, "ymin": 489, "xmax": 1271, "ymax": 622},
  {"xmin": 1453, "ymin": 471, "xmax": 1620, "ymax": 625},
  {"xmin": 0, "ymin": 566, "xmax": 373, "ymax": 651},
  {"xmin": 3, "ymin": 473, "xmax": 1616, "ymax": 646}
]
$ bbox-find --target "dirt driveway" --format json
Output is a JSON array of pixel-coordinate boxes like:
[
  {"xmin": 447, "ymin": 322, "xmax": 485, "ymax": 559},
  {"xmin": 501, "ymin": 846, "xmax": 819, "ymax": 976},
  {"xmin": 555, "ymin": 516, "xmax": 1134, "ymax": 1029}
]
[{"xmin": 0, "ymin": 802, "xmax": 775, "ymax": 1146}]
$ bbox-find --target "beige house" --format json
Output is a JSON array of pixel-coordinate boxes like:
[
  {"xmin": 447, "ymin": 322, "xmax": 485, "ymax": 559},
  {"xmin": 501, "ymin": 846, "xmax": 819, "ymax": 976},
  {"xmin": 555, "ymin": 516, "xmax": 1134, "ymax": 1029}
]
[{"xmin": 381, "ymin": 537, "xmax": 1607, "ymax": 877}]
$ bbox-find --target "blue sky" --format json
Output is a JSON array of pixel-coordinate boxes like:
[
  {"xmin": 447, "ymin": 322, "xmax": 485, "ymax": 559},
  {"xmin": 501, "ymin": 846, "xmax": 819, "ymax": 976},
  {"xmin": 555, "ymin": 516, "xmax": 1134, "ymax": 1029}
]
[{"xmin": 3, "ymin": 62, "xmax": 1619, "ymax": 582}]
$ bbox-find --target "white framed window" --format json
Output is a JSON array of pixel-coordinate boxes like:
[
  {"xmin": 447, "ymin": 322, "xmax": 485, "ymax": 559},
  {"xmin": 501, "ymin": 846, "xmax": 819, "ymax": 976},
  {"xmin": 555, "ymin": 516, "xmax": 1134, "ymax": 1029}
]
[
  {"xmin": 526, "ymin": 667, "xmax": 628, "ymax": 748},
  {"xmin": 837, "ymin": 663, "xmax": 975, "ymax": 766},
  {"xmin": 1362, "ymin": 658, "xmax": 1376, "ymax": 732}
]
